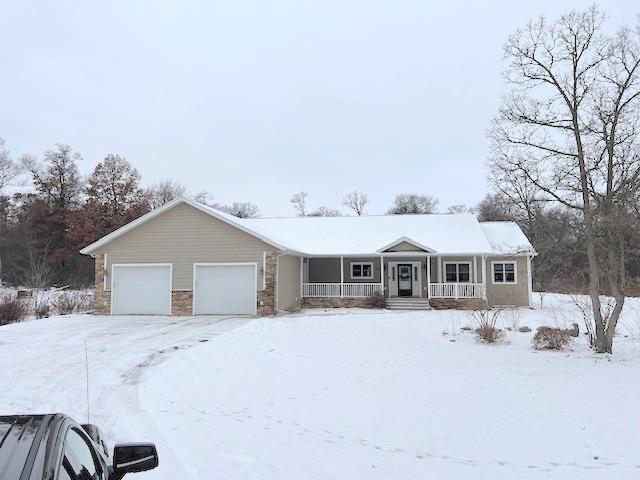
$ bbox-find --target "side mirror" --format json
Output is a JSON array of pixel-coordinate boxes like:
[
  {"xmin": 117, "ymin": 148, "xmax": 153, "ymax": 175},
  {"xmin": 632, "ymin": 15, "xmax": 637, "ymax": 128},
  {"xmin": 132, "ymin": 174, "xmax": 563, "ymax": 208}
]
[{"xmin": 113, "ymin": 443, "xmax": 158, "ymax": 475}]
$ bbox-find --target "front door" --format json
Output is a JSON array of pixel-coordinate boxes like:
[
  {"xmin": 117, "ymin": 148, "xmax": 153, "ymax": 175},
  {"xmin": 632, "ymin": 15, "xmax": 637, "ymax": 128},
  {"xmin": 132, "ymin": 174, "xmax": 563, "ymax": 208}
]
[{"xmin": 398, "ymin": 264, "xmax": 413, "ymax": 297}]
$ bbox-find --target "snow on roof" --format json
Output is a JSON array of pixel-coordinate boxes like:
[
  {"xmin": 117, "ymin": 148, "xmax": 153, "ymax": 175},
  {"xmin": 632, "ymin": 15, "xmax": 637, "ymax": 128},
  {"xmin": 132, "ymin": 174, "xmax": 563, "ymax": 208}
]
[
  {"xmin": 80, "ymin": 198, "xmax": 535, "ymax": 257},
  {"xmin": 479, "ymin": 222, "xmax": 535, "ymax": 255},
  {"xmin": 241, "ymin": 213, "xmax": 498, "ymax": 256}
]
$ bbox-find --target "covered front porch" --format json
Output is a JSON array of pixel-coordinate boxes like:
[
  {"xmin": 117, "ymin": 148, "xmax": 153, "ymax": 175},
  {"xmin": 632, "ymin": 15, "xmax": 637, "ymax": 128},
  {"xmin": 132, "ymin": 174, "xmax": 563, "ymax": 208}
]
[{"xmin": 299, "ymin": 254, "xmax": 487, "ymax": 301}]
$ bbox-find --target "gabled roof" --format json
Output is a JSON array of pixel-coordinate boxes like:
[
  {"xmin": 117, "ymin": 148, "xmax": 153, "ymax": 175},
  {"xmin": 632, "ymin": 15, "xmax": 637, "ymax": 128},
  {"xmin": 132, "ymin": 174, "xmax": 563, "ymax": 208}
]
[
  {"xmin": 377, "ymin": 237, "xmax": 435, "ymax": 253},
  {"xmin": 79, "ymin": 197, "xmax": 296, "ymax": 255},
  {"xmin": 242, "ymin": 213, "xmax": 495, "ymax": 255},
  {"xmin": 80, "ymin": 198, "xmax": 535, "ymax": 257},
  {"xmin": 479, "ymin": 222, "xmax": 536, "ymax": 255}
]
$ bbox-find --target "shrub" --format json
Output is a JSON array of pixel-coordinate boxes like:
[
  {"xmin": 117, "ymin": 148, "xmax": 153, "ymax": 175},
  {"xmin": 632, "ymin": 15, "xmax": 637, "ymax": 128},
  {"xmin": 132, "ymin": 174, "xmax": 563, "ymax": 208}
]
[
  {"xmin": 365, "ymin": 291, "xmax": 387, "ymax": 309},
  {"xmin": 532, "ymin": 327, "xmax": 573, "ymax": 350},
  {"xmin": 33, "ymin": 295, "xmax": 51, "ymax": 319},
  {"xmin": 54, "ymin": 291, "xmax": 92, "ymax": 315},
  {"xmin": 475, "ymin": 324, "xmax": 505, "ymax": 343},
  {"xmin": 0, "ymin": 295, "xmax": 29, "ymax": 325},
  {"xmin": 470, "ymin": 308, "xmax": 505, "ymax": 344}
]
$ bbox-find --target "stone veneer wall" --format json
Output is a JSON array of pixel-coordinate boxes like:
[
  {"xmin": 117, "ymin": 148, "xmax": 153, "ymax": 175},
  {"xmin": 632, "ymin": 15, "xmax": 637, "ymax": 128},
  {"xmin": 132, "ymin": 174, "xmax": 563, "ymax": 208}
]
[
  {"xmin": 257, "ymin": 251, "xmax": 277, "ymax": 316},
  {"xmin": 94, "ymin": 254, "xmax": 110, "ymax": 314},
  {"xmin": 93, "ymin": 251, "xmax": 279, "ymax": 316},
  {"xmin": 429, "ymin": 298, "xmax": 488, "ymax": 310},
  {"xmin": 171, "ymin": 291, "xmax": 193, "ymax": 315},
  {"xmin": 302, "ymin": 297, "xmax": 370, "ymax": 308}
]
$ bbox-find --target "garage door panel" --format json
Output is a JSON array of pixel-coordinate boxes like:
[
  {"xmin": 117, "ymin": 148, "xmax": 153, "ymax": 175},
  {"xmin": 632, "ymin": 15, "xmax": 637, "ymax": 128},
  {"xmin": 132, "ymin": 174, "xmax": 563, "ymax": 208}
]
[
  {"xmin": 112, "ymin": 265, "xmax": 171, "ymax": 315},
  {"xmin": 194, "ymin": 264, "xmax": 256, "ymax": 315}
]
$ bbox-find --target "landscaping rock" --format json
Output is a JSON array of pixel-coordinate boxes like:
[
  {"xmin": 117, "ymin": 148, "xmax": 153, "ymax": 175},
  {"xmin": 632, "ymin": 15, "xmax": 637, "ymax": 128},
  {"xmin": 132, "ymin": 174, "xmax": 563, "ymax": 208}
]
[{"xmin": 518, "ymin": 326, "xmax": 531, "ymax": 333}]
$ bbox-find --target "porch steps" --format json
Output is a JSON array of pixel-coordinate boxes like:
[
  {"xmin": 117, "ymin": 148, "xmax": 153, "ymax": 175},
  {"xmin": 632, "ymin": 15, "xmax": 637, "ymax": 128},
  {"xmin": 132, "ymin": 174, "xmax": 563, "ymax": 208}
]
[{"xmin": 387, "ymin": 298, "xmax": 431, "ymax": 311}]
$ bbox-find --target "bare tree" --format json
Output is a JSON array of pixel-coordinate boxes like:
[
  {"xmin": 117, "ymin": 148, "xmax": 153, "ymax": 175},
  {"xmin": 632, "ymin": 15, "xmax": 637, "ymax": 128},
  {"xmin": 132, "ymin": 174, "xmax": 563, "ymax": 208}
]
[
  {"xmin": 0, "ymin": 138, "xmax": 21, "ymax": 191},
  {"xmin": 290, "ymin": 192, "xmax": 308, "ymax": 216},
  {"xmin": 215, "ymin": 201, "xmax": 260, "ymax": 218},
  {"xmin": 19, "ymin": 253, "xmax": 54, "ymax": 289},
  {"xmin": 0, "ymin": 138, "xmax": 22, "ymax": 284},
  {"xmin": 489, "ymin": 6, "xmax": 640, "ymax": 353},
  {"xmin": 145, "ymin": 179, "xmax": 187, "ymax": 209},
  {"xmin": 387, "ymin": 193, "xmax": 439, "ymax": 214},
  {"xmin": 447, "ymin": 204, "xmax": 475, "ymax": 214},
  {"xmin": 343, "ymin": 191, "xmax": 368, "ymax": 215},
  {"xmin": 193, "ymin": 191, "xmax": 213, "ymax": 206},
  {"xmin": 308, "ymin": 206, "xmax": 341, "ymax": 217}
]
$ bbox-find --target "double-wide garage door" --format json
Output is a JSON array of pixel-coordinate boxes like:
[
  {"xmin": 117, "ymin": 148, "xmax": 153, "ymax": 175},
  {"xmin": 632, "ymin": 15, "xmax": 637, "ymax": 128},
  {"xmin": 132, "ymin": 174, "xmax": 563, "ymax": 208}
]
[{"xmin": 111, "ymin": 263, "xmax": 256, "ymax": 315}]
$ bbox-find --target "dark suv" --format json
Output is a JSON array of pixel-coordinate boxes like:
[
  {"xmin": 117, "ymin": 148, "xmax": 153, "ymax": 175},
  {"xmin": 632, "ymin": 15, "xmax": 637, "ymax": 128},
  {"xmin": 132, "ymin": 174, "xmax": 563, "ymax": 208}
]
[{"xmin": 0, "ymin": 414, "xmax": 158, "ymax": 479}]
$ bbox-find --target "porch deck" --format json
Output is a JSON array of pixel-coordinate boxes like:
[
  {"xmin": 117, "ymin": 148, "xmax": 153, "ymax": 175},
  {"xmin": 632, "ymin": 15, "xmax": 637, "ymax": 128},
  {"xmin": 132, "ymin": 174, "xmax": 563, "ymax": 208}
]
[
  {"xmin": 300, "ymin": 254, "xmax": 489, "ymax": 301},
  {"xmin": 301, "ymin": 282, "xmax": 485, "ymax": 299}
]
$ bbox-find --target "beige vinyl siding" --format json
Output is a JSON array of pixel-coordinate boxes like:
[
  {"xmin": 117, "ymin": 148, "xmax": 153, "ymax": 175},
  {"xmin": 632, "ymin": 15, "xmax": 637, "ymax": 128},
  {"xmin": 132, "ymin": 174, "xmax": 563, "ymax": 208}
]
[
  {"xmin": 385, "ymin": 241, "xmax": 426, "ymax": 252},
  {"xmin": 277, "ymin": 255, "xmax": 301, "ymax": 311},
  {"xmin": 96, "ymin": 202, "xmax": 275, "ymax": 290},
  {"xmin": 485, "ymin": 256, "xmax": 529, "ymax": 306}
]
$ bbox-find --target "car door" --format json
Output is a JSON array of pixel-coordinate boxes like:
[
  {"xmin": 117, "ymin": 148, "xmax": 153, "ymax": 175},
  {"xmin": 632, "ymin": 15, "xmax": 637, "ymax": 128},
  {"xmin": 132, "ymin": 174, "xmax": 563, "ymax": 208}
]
[{"xmin": 57, "ymin": 427, "xmax": 105, "ymax": 480}]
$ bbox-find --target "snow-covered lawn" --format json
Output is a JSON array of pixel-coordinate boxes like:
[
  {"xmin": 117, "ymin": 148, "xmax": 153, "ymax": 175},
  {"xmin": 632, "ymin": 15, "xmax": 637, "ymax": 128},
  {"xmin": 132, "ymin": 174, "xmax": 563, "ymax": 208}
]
[{"xmin": 1, "ymin": 294, "xmax": 640, "ymax": 479}]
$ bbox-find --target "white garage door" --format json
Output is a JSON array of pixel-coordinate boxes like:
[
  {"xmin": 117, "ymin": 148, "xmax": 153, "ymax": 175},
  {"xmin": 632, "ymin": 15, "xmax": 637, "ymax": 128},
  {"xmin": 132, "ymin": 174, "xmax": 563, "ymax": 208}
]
[
  {"xmin": 194, "ymin": 264, "xmax": 257, "ymax": 315},
  {"xmin": 111, "ymin": 264, "xmax": 172, "ymax": 315}
]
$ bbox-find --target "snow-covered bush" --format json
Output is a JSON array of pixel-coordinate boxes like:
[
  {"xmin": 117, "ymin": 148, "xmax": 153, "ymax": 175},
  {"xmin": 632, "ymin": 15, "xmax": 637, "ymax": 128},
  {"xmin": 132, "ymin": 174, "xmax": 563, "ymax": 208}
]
[
  {"xmin": 470, "ymin": 309, "xmax": 505, "ymax": 344},
  {"xmin": 33, "ymin": 294, "xmax": 52, "ymax": 318},
  {"xmin": 532, "ymin": 327, "xmax": 573, "ymax": 350},
  {"xmin": 365, "ymin": 292, "xmax": 387, "ymax": 309},
  {"xmin": 0, "ymin": 295, "xmax": 29, "ymax": 325},
  {"xmin": 55, "ymin": 291, "xmax": 92, "ymax": 315}
]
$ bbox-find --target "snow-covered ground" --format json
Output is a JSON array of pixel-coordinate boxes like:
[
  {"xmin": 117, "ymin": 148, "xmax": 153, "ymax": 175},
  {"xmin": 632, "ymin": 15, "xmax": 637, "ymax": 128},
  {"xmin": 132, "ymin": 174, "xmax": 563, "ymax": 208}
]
[{"xmin": 1, "ymin": 294, "xmax": 639, "ymax": 479}]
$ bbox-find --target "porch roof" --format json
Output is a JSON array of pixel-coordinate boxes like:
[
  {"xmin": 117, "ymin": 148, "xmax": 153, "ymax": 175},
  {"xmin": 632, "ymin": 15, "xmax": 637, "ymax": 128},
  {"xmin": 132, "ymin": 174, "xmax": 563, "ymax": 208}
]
[{"xmin": 241, "ymin": 213, "xmax": 526, "ymax": 256}]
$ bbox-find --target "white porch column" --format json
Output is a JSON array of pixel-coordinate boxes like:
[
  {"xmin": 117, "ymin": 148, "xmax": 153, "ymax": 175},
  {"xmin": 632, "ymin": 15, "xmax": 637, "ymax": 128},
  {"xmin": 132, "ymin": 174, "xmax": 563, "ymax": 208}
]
[
  {"xmin": 527, "ymin": 255, "xmax": 533, "ymax": 308},
  {"xmin": 473, "ymin": 256, "xmax": 478, "ymax": 283},
  {"xmin": 426, "ymin": 255, "xmax": 431, "ymax": 298},
  {"xmin": 437, "ymin": 256, "xmax": 442, "ymax": 283},
  {"xmin": 481, "ymin": 255, "xmax": 487, "ymax": 300},
  {"xmin": 299, "ymin": 257, "xmax": 303, "ymax": 299},
  {"xmin": 340, "ymin": 256, "xmax": 344, "ymax": 298},
  {"xmin": 380, "ymin": 255, "xmax": 384, "ymax": 296}
]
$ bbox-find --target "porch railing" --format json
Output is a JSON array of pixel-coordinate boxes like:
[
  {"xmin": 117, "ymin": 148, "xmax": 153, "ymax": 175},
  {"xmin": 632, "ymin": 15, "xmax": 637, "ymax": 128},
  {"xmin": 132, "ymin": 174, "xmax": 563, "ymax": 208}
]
[
  {"xmin": 429, "ymin": 283, "xmax": 485, "ymax": 299},
  {"xmin": 302, "ymin": 283, "xmax": 383, "ymax": 298}
]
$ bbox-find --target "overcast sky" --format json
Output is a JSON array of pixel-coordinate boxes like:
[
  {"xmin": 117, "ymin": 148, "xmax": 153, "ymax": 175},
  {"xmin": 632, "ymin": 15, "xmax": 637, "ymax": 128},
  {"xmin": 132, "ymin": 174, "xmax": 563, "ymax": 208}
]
[{"xmin": 0, "ymin": 0, "xmax": 634, "ymax": 216}]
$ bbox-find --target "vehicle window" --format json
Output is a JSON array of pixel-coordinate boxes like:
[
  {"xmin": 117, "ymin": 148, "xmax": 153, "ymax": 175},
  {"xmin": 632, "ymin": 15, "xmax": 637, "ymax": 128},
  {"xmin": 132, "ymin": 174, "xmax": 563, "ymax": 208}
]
[
  {"xmin": 60, "ymin": 428, "xmax": 103, "ymax": 480},
  {"xmin": 57, "ymin": 458, "xmax": 74, "ymax": 480}
]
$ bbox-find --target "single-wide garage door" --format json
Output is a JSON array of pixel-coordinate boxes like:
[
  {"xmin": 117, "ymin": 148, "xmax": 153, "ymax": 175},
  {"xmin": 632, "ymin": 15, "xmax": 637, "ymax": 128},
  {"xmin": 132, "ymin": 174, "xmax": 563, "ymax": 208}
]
[
  {"xmin": 194, "ymin": 264, "xmax": 256, "ymax": 315},
  {"xmin": 111, "ymin": 265, "xmax": 171, "ymax": 315}
]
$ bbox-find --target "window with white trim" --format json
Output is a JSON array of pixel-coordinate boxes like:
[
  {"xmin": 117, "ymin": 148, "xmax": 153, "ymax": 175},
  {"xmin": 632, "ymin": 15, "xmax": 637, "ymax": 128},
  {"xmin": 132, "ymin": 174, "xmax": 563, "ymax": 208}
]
[
  {"xmin": 493, "ymin": 261, "xmax": 516, "ymax": 284},
  {"xmin": 444, "ymin": 262, "xmax": 470, "ymax": 283},
  {"xmin": 351, "ymin": 262, "xmax": 373, "ymax": 279}
]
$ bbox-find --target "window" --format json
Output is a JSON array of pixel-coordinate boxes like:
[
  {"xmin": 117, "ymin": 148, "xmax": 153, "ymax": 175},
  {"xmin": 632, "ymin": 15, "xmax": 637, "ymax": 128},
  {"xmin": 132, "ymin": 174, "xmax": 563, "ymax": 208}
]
[
  {"xmin": 351, "ymin": 262, "xmax": 373, "ymax": 279},
  {"xmin": 444, "ymin": 262, "xmax": 471, "ymax": 283},
  {"xmin": 59, "ymin": 428, "xmax": 103, "ymax": 480},
  {"xmin": 493, "ymin": 262, "xmax": 516, "ymax": 284}
]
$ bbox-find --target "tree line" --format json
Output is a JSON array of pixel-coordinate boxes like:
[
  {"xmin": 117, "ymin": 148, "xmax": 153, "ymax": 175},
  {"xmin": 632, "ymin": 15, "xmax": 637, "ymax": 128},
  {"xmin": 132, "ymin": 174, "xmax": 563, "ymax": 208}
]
[{"xmin": 0, "ymin": 143, "xmax": 266, "ymax": 288}]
